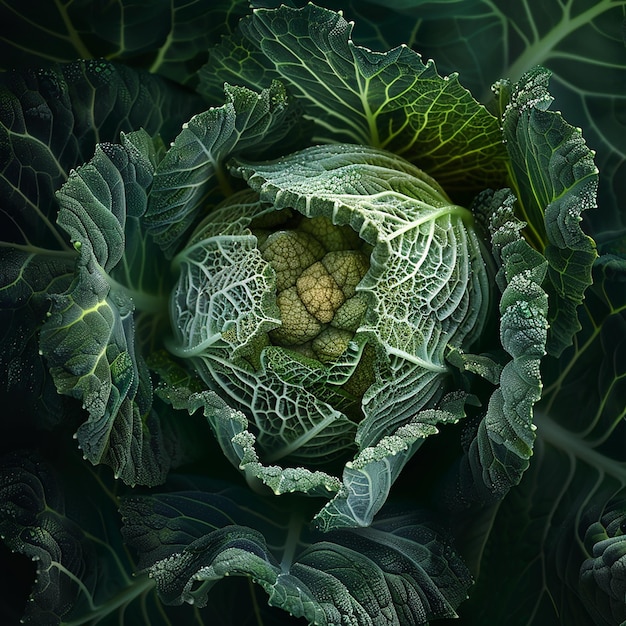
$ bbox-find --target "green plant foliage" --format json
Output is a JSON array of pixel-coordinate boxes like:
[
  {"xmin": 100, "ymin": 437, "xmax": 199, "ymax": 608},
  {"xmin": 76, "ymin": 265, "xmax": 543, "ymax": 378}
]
[
  {"xmin": 0, "ymin": 0, "xmax": 250, "ymax": 84},
  {"xmin": 0, "ymin": 2, "xmax": 619, "ymax": 625},
  {"xmin": 120, "ymin": 480, "xmax": 473, "ymax": 625},
  {"xmin": 199, "ymin": 3, "xmax": 509, "ymax": 202},
  {"xmin": 362, "ymin": 0, "xmax": 626, "ymax": 227}
]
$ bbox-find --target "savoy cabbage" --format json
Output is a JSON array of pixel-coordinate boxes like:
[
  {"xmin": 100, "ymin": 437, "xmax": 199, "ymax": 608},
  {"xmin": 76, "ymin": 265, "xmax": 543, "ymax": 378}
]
[{"xmin": 0, "ymin": 1, "xmax": 624, "ymax": 625}]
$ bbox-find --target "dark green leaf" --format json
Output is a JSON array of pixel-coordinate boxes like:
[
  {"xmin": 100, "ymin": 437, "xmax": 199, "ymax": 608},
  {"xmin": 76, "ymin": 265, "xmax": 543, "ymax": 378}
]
[
  {"xmin": 364, "ymin": 0, "xmax": 625, "ymax": 230},
  {"xmin": 0, "ymin": 449, "xmax": 268, "ymax": 625},
  {"xmin": 449, "ymin": 189, "xmax": 548, "ymax": 505},
  {"xmin": 499, "ymin": 67, "xmax": 598, "ymax": 356},
  {"xmin": 453, "ymin": 254, "xmax": 626, "ymax": 625},
  {"xmin": 40, "ymin": 131, "xmax": 172, "ymax": 486},
  {"xmin": 0, "ymin": 0, "xmax": 250, "ymax": 85},
  {"xmin": 580, "ymin": 499, "xmax": 626, "ymax": 625},
  {"xmin": 121, "ymin": 483, "xmax": 473, "ymax": 625},
  {"xmin": 0, "ymin": 247, "xmax": 75, "ymax": 431},
  {"xmin": 0, "ymin": 450, "xmax": 156, "ymax": 625},
  {"xmin": 0, "ymin": 60, "xmax": 203, "ymax": 250},
  {"xmin": 200, "ymin": 3, "xmax": 509, "ymax": 203}
]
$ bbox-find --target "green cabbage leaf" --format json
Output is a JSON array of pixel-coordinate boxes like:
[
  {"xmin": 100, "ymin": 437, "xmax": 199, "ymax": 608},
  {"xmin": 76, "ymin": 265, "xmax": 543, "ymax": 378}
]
[{"xmin": 120, "ymin": 479, "xmax": 473, "ymax": 625}]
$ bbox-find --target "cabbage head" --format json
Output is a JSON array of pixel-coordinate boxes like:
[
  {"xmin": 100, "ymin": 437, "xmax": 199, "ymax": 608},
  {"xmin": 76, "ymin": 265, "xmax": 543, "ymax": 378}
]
[{"xmin": 169, "ymin": 144, "xmax": 488, "ymax": 471}]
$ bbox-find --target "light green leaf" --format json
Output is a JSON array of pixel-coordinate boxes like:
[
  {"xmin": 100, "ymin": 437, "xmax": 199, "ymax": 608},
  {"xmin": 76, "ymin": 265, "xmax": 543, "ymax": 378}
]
[
  {"xmin": 446, "ymin": 346, "xmax": 504, "ymax": 385},
  {"xmin": 235, "ymin": 143, "xmax": 489, "ymax": 449},
  {"xmin": 185, "ymin": 387, "xmax": 344, "ymax": 497},
  {"xmin": 169, "ymin": 192, "xmax": 281, "ymax": 361},
  {"xmin": 315, "ymin": 400, "xmax": 467, "ymax": 531},
  {"xmin": 154, "ymin": 368, "xmax": 470, "ymax": 532},
  {"xmin": 40, "ymin": 130, "xmax": 172, "ymax": 486},
  {"xmin": 165, "ymin": 142, "xmax": 487, "ymax": 525},
  {"xmin": 200, "ymin": 2, "xmax": 508, "ymax": 202},
  {"xmin": 121, "ymin": 483, "xmax": 473, "ymax": 625},
  {"xmin": 498, "ymin": 67, "xmax": 598, "ymax": 356},
  {"xmin": 144, "ymin": 80, "xmax": 303, "ymax": 257}
]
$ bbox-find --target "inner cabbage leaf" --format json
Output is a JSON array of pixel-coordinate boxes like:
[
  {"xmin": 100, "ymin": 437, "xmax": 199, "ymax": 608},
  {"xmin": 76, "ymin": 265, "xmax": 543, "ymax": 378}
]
[{"xmin": 169, "ymin": 143, "xmax": 488, "ymax": 465}]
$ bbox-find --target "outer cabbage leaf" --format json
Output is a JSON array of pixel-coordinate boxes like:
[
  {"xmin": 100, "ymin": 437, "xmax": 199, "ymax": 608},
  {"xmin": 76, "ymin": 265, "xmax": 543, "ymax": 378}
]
[
  {"xmin": 0, "ymin": 450, "xmax": 156, "ymax": 625},
  {"xmin": 250, "ymin": 0, "xmax": 423, "ymax": 53},
  {"xmin": 199, "ymin": 3, "xmax": 509, "ymax": 202},
  {"xmin": 497, "ymin": 67, "xmax": 598, "ymax": 356},
  {"xmin": 0, "ymin": 248, "xmax": 75, "ymax": 431},
  {"xmin": 0, "ymin": 60, "xmax": 202, "ymax": 250},
  {"xmin": 449, "ymin": 255, "xmax": 626, "ymax": 625},
  {"xmin": 0, "ymin": 60, "xmax": 202, "ymax": 437},
  {"xmin": 0, "ymin": 0, "xmax": 250, "ymax": 85},
  {"xmin": 580, "ymin": 497, "xmax": 626, "ymax": 625},
  {"xmin": 0, "ymin": 447, "xmax": 284, "ymax": 625},
  {"xmin": 448, "ymin": 188, "xmax": 548, "ymax": 505},
  {"xmin": 40, "ymin": 130, "xmax": 172, "ymax": 486},
  {"xmin": 156, "ymin": 381, "xmax": 343, "ymax": 498},
  {"xmin": 313, "ymin": 398, "xmax": 467, "ymax": 531},
  {"xmin": 154, "ymin": 368, "xmax": 467, "ymax": 531},
  {"xmin": 364, "ymin": 0, "xmax": 626, "ymax": 233},
  {"xmin": 144, "ymin": 80, "xmax": 305, "ymax": 257},
  {"xmin": 120, "ymin": 481, "xmax": 473, "ymax": 625}
]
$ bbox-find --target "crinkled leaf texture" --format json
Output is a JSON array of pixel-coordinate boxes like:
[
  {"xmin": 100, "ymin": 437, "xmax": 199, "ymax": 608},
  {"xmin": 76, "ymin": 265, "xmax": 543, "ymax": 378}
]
[
  {"xmin": 157, "ymin": 383, "xmax": 343, "ymax": 498},
  {"xmin": 0, "ymin": 60, "xmax": 202, "ymax": 249},
  {"xmin": 155, "ymin": 378, "xmax": 466, "ymax": 530},
  {"xmin": 232, "ymin": 144, "xmax": 488, "ymax": 445},
  {"xmin": 39, "ymin": 130, "xmax": 172, "ymax": 487},
  {"xmin": 166, "ymin": 143, "xmax": 484, "ymax": 527},
  {"xmin": 0, "ymin": 450, "xmax": 157, "ymax": 625},
  {"xmin": 144, "ymin": 80, "xmax": 305, "ymax": 257},
  {"xmin": 447, "ymin": 188, "xmax": 548, "ymax": 505},
  {"xmin": 0, "ymin": 59, "xmax": 202, "ymax": 430},
  {"xmin": 443, "ymin": 66, "xmax": 598, "ymax": 508},
  {"xmin": 448, "ymin": 256, "xmax": 626, "ymax": 625},
  {"xmin": 120, "ymin": 481, "xmax": 473, "ymax": 626},
  {"xmin": 580, "ymin": 496, "xmax": 626, "ymax": 625},
  {"xmin": 365, "ymin": 0, "xmax": 625, "ymax": 243},
  {"xmin": 497, "ymin": 67, "xmax": 598, "ymax": 356},
  {"xmin": 199, "ymin": 2, "xmax": 509, "ymax": 203},
  {"xmin": 0, "ymin": 448, "xmax": 276, "ymax": 625}
]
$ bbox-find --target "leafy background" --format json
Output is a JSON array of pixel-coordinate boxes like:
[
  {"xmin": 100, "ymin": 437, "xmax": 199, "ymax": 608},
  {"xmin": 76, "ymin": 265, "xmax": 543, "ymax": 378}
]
[
  {"xmin": 1, "ymin": 0, "xmax": 622, "ymax": 236},
  {"xmin": 0, "ymin": 1, "xmax": 625, "ymax": 625}
]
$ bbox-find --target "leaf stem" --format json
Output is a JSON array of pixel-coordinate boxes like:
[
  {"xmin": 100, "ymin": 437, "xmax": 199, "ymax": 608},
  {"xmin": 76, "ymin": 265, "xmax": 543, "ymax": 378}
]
[
  {"xmin": 502, "ymin": 0, "xmax": 615, "ymax": 84},
  {"xmin": 54, "ymin": 0, "xmax": 92, "ymax": 58},
  {"xmin": 248, "ymin": 577, "xmax": 265, "ymax": 626},
  {"xmin": 280, "ymin": 511, "xmax": 304, "ymax": 573},
  {"xmin": 536, "ymin": 412, "xmax": 626, "ymax": 485},
  {"xmin": 62, "ymin": 575, "xmax": 156, "ymax": 626},
  {"xmin": 0, "ymin": 240, "xmax": 75, "ymax": 259}
]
